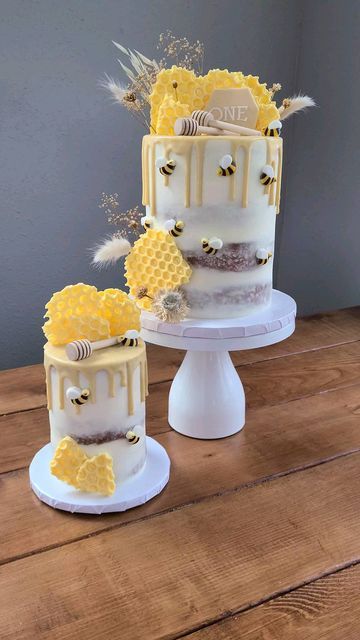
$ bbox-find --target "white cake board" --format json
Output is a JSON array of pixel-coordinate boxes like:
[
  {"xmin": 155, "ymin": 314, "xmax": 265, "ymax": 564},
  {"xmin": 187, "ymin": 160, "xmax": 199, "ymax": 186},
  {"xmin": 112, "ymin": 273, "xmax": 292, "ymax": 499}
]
[
  {"xmin": 141, "ymin": 290, "xmax": 296, "ymax": 440},
  {"xmin": 29, "ymin": 437, "xmax": 170, "ymax": 514}
]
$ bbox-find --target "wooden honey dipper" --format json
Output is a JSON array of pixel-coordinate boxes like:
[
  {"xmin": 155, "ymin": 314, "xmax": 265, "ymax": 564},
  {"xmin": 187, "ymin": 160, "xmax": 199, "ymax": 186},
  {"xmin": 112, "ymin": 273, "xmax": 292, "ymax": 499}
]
[
  {"xmin": 66, "ymin": 331, "xmax": 140, "ymax": 361},
  {"xmin": 191, "ymin": 110, "xmax": 261, "ymax": 136},
  {"xmin": 174, "ymin": 117, "xmax": 229, "ymax": 137}
]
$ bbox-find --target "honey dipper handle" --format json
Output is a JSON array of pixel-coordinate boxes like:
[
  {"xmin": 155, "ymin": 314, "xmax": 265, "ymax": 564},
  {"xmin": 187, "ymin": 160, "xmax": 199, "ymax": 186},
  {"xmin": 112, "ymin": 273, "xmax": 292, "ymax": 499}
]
[{"xmin": 210, "ymin": 118, "xmax": 261, "ymax": 136}]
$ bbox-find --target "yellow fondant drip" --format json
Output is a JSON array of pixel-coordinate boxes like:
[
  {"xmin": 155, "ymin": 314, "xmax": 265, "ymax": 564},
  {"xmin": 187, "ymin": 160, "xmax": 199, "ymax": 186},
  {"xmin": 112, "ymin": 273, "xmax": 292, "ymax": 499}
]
[
  {"xmin": 44, "ymin": 342, "xmax": 147, "ymax": 416},
  {"xmin": 142, "ymin": 135, "xmax": 282, "ymax": 214},
  {"xmin": 276, "ymin": 144, "xmax": 283, "ymax": 214}
]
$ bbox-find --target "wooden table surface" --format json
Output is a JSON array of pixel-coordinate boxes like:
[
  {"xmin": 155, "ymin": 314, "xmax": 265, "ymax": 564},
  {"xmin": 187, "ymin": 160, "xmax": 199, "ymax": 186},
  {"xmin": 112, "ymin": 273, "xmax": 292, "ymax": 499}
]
[{"xmin": 1, "ymin": 307, "xmax": 360, "ymax": 640}]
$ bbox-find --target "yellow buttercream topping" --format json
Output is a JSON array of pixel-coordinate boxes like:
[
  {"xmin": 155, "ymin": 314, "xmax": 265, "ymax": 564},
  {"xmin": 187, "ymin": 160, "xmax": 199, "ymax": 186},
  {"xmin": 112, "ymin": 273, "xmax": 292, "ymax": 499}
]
[
  {"xmin": 149, "ymin": 66, "xmax": 280, "ymax": 133},
  {"xmin": 125, "ymin": 228, "xmax": 192, "ymax": 310},
  {"xmin": 43, "ymin": 283, "xmax": 140, "ymax": 346}
]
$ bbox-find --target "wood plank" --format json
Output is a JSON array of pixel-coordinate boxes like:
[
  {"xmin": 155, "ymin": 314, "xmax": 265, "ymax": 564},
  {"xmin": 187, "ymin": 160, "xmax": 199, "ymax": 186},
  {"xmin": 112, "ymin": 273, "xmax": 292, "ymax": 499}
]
[
  {"xmin": 241, "ymin": 340, "xmax": 360, "ymax": 409},
  {"xmin": 1, "ymin": 308, "xmax": 359, "ymax": 416},
  {"xmin": 2, "ymin": 340, "xmax": 360, "ymax": 475},
  {"xmin": 0, "ymin": 454, "xmax": 360, "ymax": 640},
  {"xmin": 186, "ymin": 563, "xmax": 360, "ymax": 640},
  {"xmin": 2, "ymin": 384, "xmax": 360, "ymax": 565}
]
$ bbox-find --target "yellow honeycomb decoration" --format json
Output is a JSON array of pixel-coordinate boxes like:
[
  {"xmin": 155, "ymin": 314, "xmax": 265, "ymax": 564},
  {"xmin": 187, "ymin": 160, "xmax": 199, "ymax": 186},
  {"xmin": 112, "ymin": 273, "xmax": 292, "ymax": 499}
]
[
  {"xmin": 50, "ymin": 436, "xmax": 88, "ymax": 488},
  {"xmin": 77, "ymin": 453, "xmax": 116, "ymax": 496},
  {"xmin": 150, "ymin": 66, "xmax": 197, "ymax": 133},
  {"xmin": 156, "ymin": 95, "xmax": 190, "ymax": 136},
  {"xmin": 150, "ymin": 66, "xmax": 280, "ymax": 133},
  {"xmin": 98, "ymin": 288, "xmax": 140, "ymax": 336},
  {"xmin": 43, "ymin": 313, "xmax": 110, "ymax": 346},
  {"xmin": 43, "ymin": 283, "xmax": 140, "ymax": 345},
  {"xmin": 125, "ymin": 228, "xmax": 192, "ymax": 311},
  {"xmin": 50, "ymin": 436, "xmax": 116, "ymax": 496}
]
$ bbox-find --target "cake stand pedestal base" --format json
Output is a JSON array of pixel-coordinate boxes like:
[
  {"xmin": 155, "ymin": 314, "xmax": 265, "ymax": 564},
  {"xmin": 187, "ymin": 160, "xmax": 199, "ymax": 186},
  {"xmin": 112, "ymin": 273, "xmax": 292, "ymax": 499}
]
[
  {"xmin": 29, "ymin": 437, "xmax": 170, "ymax": 514},
  {"xmin": 141, "ymin": 290, "xmax": 296, "ymax": 440}
]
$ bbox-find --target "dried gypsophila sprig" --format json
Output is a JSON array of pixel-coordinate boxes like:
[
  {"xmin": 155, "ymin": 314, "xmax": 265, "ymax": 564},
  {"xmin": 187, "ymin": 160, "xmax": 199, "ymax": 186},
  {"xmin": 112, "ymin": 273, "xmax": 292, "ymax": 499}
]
[
  {"xmin": 99, "ymin": 193, "xmax": 143, "ymax": 242},
  {"xmin": 151, "ymin": 289, "xmax": 189, "ymax": 323},
  {"xmin": 158, "ymin": 30, "xmax": 204, "ymax": 75}
]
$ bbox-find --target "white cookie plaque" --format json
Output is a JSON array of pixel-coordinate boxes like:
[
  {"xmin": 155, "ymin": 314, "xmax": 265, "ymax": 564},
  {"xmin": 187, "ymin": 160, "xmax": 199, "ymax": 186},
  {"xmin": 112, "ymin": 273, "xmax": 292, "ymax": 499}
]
[{"xmin": 205, "ymin": 88, "xmax": 259, "ymax": 128}]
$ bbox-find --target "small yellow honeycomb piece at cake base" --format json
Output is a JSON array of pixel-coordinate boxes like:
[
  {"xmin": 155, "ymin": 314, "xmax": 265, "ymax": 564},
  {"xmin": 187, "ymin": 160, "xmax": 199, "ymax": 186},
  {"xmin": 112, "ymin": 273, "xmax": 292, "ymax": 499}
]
[
  {"xmin": 125, "ymin": 229, "xmax": 192, "ymax": 311},
  {"xmin": 149, "ymin": 66, "xmax": 198, "ymax": 133},
  {"xmin": 156, "ymin": 95, "xmax": 190, "ymax": 136},
  {"xmin": 45, "ymin": 283, "xmax": 100, "ymax": 318},
  {"xmin": 50, "ymin": 436, "xmax": 88, "ymax": 488},
  {"xmin": 43, "ymin": 313, "xmax": 110, "ymax": 346},
  {"xmin": 76, "ymin": 453, "xmax": 116, "ymax": 496},
  {"xmin": 98, "ymin": 288, "xmax": 140, "ymax": 336}
]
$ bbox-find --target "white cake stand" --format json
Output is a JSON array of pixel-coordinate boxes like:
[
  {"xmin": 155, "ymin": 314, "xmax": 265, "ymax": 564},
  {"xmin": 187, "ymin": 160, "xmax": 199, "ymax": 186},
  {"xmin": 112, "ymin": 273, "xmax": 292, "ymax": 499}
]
[
  {"xmin": 29, "ymin": 437, "xmax": 170, "ymax": 514},
  {"xmin": 141, "ymin": 290, "xmax": 296, "ymax": 440}
]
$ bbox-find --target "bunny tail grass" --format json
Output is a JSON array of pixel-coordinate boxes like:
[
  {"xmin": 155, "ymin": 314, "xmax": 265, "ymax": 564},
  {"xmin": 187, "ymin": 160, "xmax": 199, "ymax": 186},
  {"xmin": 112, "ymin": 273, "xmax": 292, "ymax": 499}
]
[
  {"xmin": 92, "ymin": 236, "xmax": 131, "ymax": 268},
  {"xmin": 99, "ymin": 74, "xmax": 127, "ymax": 105},
  {"xmin": 280, "ymin": 95, "xmax": 315, "ymax": 120}
]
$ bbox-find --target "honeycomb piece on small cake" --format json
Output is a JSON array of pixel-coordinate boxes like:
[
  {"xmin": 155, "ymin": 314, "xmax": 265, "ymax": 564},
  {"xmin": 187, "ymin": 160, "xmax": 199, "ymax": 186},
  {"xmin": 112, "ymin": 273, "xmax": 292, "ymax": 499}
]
[
  {"xmin": 50, "ymin": 436, "xmax": 88, "ymax": 488},
  {"xmin": 76, "ymin": 453, "xmax": 116, "ymax": 496},
  {"xmin": 98, "ymin": 288, "xmax": 140, "ymax": 336},
  {"xmin": 43, "ymin": 313, "xmax": 110, "ymax": 346},
  {"xmin": 156, "ymin": 95, "xmax": 190, "ymax": 136},
  {"xmin": 125, "ymin": 229, "xmax": 192, "ymax": 310}
]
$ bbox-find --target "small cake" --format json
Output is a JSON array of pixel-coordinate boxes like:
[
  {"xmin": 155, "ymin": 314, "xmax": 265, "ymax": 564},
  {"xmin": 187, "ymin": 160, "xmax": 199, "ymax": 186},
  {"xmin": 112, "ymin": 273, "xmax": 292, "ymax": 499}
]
[{"xmin": 42, "ymin": 284, "xmax": 147, "ymax": 496}]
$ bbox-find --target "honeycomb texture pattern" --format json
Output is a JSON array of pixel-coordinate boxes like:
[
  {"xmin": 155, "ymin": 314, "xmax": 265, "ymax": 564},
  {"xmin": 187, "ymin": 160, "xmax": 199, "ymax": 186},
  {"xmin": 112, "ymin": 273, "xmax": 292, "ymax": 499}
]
[
  {"xmin": 149, "ymin": 66, "xmax": 280, "ymax": 133},
  {"xmin": 98, "ymin": 289, "xmax": 140, "ymax": 336},
  {"xmin": 43, "ymin": 284, "xmax": 139, "ymax": 345},
  {"xmin": 50, "ymin": 436, "xmax": 88, "ymax": 488},
  {"xmin": 77, "ymin": 454, "xmax": 116, "ymax": 496},
  {"xmin": 125, "ymin": 229, "xmax": 192, "ymax": 310},
  {"xmin": 156, "ymin": 95, "xmax": 190, "ymax": 136}
]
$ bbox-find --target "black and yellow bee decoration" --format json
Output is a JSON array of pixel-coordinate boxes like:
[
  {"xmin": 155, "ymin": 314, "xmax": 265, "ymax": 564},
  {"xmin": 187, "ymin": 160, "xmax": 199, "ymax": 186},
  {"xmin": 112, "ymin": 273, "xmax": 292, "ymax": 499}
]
[
  {"xmin": 126, "ymin": 430, "xmax": 140, "ymax": 445},
  {"xmin": 141, "ymin": 215, "xmax": 154, "ymax": 231},
  {"xmin": 217, "ymin": 154, "xmax": 237, "ymax": 177},
  {"xmin": 260, "ymin": 164, "xmax": 276, "ymax": 186},
  {"xmin": 66, "ymin": 386, "xmax": 91, "ymax": 406},
  {"xmin": 202, "ymin": 237, "xmax": 223, "ymax": 256},
  {"xmin": 256, "ymin": 249, "xmax": 273, "ymax": 266},
  {"xmin": 263, "ymin": 120, "xmax": 282, "ymax": 137},
  {"xmin": 119, "ymin": 329, "xmax": 140, "ymax": 347},
  {"xmin": 156, "ymin": 157, "xmax": 176, "ymax": 176},
  {"xmin": 164, "ymin": 218, "xmax": 185, "ymax": 237}
]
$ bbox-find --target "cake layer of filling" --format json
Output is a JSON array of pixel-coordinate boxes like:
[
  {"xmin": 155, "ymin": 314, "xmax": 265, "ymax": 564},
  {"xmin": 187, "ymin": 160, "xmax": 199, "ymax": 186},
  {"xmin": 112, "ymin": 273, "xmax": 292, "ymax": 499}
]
[
  {"xmin": 183, "ymin": 242, "xmax": 274, "ymax": 272},
  {"xmin": 184, "ymin": 282, "xmax": 271, "ymax": 314}
]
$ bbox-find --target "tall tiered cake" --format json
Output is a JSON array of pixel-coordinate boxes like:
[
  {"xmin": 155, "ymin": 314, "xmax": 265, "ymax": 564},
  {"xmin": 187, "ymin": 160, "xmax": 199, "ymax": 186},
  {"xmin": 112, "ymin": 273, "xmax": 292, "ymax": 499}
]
[{"xmin": 96, "ymin": 45, "xmax": 313, "ymax": 323}]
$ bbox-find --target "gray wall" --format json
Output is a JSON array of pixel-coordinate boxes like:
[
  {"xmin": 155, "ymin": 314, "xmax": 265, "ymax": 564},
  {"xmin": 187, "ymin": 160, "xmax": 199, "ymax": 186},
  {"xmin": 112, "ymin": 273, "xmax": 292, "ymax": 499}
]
[{"xmin": 0, "ymin": 0, "xmax": 358, "ymax": 369}]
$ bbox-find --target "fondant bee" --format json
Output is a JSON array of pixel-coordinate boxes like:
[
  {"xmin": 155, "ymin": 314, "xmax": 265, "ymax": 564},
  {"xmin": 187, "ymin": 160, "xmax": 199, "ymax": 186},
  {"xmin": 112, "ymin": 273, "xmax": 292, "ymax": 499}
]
[
  {"xmin": 141, "ymin": 216, "xmax": 153, "ymax": 231},
  {"xmin": 202, "ymin": 237, "xmax": 223, "ymax": 256},
  {"xmin": 156, "ymin": 157, "xmax": 176, "ymax": 176},
  {"xmin": 164, "ymin": 218, "xmax": 185, "ymax": 237},
  {"xmin": 256, "ymin": 249, "xmax": 273, "ymax": 265},
  {"xmin": 264, "ymin": 120, "xmax": 282, "ymax": 137},
  {"xmin": 126, "ymin": 430, "xmax": 140, "ymax": 445},
  {"xmin": 66, "ymin": 386, "xmax": 91, "ymax": 406},
  {"xmin": 217, "ymin": 154, "xmax": 237, "ymax": 177},
  {"xmin": 119, "ymin": 329, "xmax": 140, "ymax": 347},
  {"xmin": 260, "ymin": 164, "xmax": 276, "ymax": 186}
]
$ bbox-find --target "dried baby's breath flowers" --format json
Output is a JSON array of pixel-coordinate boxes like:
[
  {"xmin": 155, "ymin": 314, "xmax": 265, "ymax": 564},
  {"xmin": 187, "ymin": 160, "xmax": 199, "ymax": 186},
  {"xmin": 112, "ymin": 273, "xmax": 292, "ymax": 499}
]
[
  {"xmin": 152, "ymin": 289, "xmax": 189, "ymax": 323},
  {"xmin": 99, "ymin": 193, "xmax": 143, "ymax": 242},
  {"xmin": 269, "ymin": 83, "xmax": 282, "ymax": 97},
  {"xmin": 158, "ymin": 30, "xmax": 204, "ymax": 75},
  {"xmin": 135, "ymin": 286, "xmax": 153, "ymax": 301}
]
